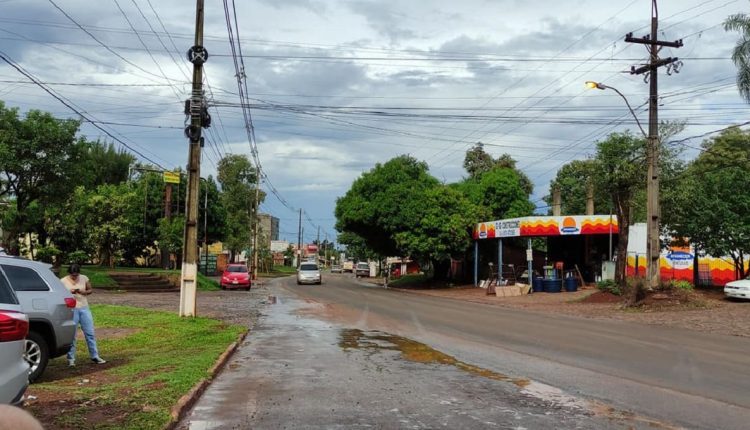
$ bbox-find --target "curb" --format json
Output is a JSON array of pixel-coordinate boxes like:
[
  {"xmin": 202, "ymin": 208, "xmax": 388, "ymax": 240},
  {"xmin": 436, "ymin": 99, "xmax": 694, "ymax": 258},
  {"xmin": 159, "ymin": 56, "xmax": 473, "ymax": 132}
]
[{"xmin": 165, "ymin": 329, "xmax": 249, "ymax": 430}]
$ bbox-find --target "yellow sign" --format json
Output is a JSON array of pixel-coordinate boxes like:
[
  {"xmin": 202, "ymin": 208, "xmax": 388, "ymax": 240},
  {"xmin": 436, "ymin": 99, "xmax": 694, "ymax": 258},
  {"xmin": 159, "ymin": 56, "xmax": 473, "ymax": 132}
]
[{"xmin": 163, "ymin": 171, "xmax": 180, "ymax": 184}]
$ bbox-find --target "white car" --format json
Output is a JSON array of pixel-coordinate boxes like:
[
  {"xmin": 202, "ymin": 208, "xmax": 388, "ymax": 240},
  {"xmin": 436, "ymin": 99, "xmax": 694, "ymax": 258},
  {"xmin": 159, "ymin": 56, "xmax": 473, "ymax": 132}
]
[
  {"xmin": 297, "ymin": 263, "xmax": 321, "ymax": 285},
  {"xmin": 724, "ymin": 278, "xmax": 750, "ymax": 300}
]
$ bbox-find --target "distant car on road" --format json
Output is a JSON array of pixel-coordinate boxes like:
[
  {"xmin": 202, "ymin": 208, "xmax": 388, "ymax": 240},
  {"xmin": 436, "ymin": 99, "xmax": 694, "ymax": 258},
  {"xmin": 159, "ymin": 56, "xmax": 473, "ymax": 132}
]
[
  {"xmin": 342, "ymin": 261, "xmax": 354, "ymax": 273},
  {"xmin": 0, "ymin": 267, "xmax": 29, "ymax": 405},
  {"xmin": 297, "ymin": 263, "xmax": 321, "ymax": 285},
  {"xmin": 331, "ymin": 265, "xmax": 342, "ymax": 273},
  {"xmin": 220, "ymin": 264, "xmax": 251, "ymax": 290},
  {"xmin": 1, "ymin": 257, "xmax": 76, "ymax": 382},
  {"xmin": 355, "ymin": 262, "xmax": 370, "ymax": 278},
  {"xmin": 724, "ymin": 278, "xmax": 750, "ymax": 300}
]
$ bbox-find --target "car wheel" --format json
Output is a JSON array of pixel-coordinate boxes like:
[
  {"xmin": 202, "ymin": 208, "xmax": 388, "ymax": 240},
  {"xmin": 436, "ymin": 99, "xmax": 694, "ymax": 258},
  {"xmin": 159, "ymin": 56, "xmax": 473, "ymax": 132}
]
[{"xmin": 25, "ymin": 331, "xmax": 49, "ymax": 383}]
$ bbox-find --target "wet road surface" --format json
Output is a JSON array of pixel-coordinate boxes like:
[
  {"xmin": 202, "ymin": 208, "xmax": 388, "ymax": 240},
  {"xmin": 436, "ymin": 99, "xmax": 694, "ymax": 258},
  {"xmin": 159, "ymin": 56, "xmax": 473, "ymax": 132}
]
[{"xmin": 180, "ymin": 274, "xmax": 750, "ymax": 429}]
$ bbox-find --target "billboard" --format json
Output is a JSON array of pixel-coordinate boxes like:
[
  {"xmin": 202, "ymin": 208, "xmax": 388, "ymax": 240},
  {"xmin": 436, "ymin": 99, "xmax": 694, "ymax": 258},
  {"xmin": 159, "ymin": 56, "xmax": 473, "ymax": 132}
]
[{"xmin": 474, "ymin": 215, "xmax": 619, "ymax": 239}]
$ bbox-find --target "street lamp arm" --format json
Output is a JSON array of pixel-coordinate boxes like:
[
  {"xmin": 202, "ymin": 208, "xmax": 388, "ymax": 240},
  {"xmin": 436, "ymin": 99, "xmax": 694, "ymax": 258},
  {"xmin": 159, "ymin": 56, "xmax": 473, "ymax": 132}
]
[{"xmin": 585, "ymin": 81, "xmax": 647, "ymax": 138}]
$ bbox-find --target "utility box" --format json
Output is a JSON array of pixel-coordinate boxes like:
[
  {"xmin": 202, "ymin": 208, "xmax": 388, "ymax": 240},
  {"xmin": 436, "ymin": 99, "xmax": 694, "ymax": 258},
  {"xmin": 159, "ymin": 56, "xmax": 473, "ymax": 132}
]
[{"xmin": 601, "ymin": 261, "xmax": 616, "ymax": 281}]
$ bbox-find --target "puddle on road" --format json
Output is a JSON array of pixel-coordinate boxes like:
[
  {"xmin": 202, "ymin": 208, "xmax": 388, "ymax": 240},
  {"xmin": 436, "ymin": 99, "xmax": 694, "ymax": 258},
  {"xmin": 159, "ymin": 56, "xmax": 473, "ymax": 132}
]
[{"xmin": 339, "ymin": 329, "xmax": 529, "ymax": 388}]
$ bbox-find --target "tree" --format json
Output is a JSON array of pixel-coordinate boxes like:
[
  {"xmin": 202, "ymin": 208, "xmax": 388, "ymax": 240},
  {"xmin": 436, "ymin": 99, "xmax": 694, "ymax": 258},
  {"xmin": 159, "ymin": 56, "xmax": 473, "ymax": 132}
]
[
  {"xmin": 335, "ymin": 155, "xmax": 439, "ymax": 257},
  {"xmin": 591, "ymin": 132, "xmax": 646, "ymax": 293},
  {"xmin": 548, "ymin": 159, "xmax": 609, "ymax": 215},
  {"xmin": 725, "ymin": 11, "xmax": 750, "ymax": 102},
  {"xmin": 75, "ymin": 141, "xmax": 134, "ymax": 190},
  {"xmin": 462, "ymin": 143, "xmax": 533, "ymax": 195},
  {"xmin": 665, "ymin": 127, "xmax": 750, "ymax": 280},
  {"xmin": 394, "ymin": 185, "xmax": 482, "ymax": 265},
  {"xmin": 198, "ymin": 176, "xmax": 227, "ymax": 246},
  {"xmin": 84, "ymin": 183, "xmax": 138, "ymax": 267},
  {"xmin": 217, "ymin": 155, "xmax": 264, "ymax": 258},
  {"xmin": 0, "ymin": 102, "xmax": 83, "ymax": 253},
  {"xmin": 456, "ymin": 167, "xmax": 532, "ymax": 221},
  {"xmin": 463, "ymin": 143, "xmax": 495, "ymax": 179},
  {"xmin": 157, "ymin": 216, "xmax": 185, "ymax": 260}
]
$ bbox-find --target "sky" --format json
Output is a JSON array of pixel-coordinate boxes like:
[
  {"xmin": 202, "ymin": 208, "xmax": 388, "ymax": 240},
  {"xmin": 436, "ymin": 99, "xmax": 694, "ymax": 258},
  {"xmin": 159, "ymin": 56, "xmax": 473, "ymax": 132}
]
[{"xmin": 0, "ymin": 0, "xmax": 747, "ymax": 246}]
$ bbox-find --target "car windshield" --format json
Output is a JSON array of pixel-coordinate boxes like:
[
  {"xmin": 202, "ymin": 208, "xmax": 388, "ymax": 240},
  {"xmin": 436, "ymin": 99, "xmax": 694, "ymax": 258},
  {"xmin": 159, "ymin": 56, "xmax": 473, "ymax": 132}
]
[
  {"xmin": 227, "ymin": 265, "xmax": 248, "ymax": 273},
  {"xmin": 300, "ymin": 264, "xmax": 318, "ymax": 271},
  {"xmin": 357, "ymin": 263, "xmax": 368, "ymax": 268}
]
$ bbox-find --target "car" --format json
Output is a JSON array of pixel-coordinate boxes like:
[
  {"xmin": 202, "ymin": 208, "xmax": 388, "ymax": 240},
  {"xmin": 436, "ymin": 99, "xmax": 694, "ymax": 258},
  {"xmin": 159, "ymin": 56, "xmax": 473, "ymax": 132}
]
[
  {"xmin": 1, "ymin": 257, "xmax": 76, "ymax": 382},
  {"xmin": 220, "ymin": 264, "xmax": 251, "ymax": 290},
  {"xmin": 724, "ymin": 278, "xmax": 750, "ymax": 300},
  {"xmin": 0, "ymin": 265, "xmax": 30, "ymax": 405},
  {"xmin": 297, "ymin": 263, "xmax": 321, "ymax": 285},
  {"xmin": 355, "ymin": 262, "xmax": 370, "ymax": 278},
  {"xmin": 331, "ymin": 265, "xmax": 342, "ymax": 273}
]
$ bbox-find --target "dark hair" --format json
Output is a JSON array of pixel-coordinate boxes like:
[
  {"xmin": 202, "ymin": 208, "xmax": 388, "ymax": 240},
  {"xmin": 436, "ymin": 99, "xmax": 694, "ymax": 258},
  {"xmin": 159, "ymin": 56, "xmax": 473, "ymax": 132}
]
[{"xmin": 68, "ymin": 263, "xmax": 81, "ymax": 274}]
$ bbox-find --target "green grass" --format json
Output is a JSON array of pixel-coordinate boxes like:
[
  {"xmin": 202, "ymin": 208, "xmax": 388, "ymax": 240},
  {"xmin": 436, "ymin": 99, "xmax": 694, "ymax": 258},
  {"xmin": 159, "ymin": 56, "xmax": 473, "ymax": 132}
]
[
  {"xmin": 29, "ymin": 304, "xmax": 246, "ymax": 430},
  {"xmin": 61, "ymin": 265, "xmax": 220, "ymax": 291},
  {"xmin": 258, "ymin": 265, "xmax": 297, "ymax": 278},
  {"xmin": 388, "ymin": 273, "xmax": 430, "ymax": 288}
]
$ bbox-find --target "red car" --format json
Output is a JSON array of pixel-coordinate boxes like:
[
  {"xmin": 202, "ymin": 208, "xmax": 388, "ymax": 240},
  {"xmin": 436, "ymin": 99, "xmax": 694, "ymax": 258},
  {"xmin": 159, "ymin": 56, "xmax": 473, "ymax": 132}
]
[{"xmin": 220, "ymin": 264, "xmax": 251, "ymax": 290}]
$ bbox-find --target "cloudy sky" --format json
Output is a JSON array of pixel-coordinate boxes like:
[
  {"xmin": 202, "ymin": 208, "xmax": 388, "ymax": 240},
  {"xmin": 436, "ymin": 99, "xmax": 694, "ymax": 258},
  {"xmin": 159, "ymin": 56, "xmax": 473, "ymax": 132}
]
[{"xmin": 0, "ymin": 0, "xmax": 747, "ymax": 244}]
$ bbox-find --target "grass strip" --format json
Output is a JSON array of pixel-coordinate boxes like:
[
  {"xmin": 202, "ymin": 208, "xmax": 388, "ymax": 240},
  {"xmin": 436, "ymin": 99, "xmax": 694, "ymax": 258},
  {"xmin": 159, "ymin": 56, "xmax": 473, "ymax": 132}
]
[{"xmin": 28, "ymin": 304, "xmax": 246, "ymax": 430}]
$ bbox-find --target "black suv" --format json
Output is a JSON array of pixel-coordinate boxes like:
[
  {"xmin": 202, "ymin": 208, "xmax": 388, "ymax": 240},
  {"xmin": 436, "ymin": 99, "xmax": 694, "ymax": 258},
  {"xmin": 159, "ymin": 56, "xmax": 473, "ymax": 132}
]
[{"xmin": 0, "ymin": 257, "xmax": 76, "ymax": 381}]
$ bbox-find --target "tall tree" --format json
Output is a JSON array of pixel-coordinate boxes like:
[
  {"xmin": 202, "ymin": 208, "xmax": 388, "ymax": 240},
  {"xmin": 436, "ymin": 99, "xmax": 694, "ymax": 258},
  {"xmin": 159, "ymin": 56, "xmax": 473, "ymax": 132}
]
[
  {"xmin": 591, "ymin": 132, "xmax": 646, "ymax": 292},
  {"xmin": 456, "ymin": 167, "xmax": 532, "ymax": 221},
  {"xmin": 0, "ymin": 102, "xmax": 83, "ymax": 253},
  {"xmin": 548, "ymin": 159, "xmax": 609, "ymax": 215},
  {"xmin": 665, "ymin": 127, "xmax": 750, "ymax": 280},
  {"xmin": 335, "ymin": 155, "xmax": 439, "ymax": 257},
  {"xmin": 75, "ymin": 141, "xmax": 135, "ymax": 189},
  {"xmin": 725, "ymin": 10, "xmax": 750, "ymax": 102},
  {"xmin": 462, "ymin": 143, "xmax": 532, "ymax": 195},
  {"xmin": 217, "ymin": 155, "xmax": 264, "ymax": 258}
]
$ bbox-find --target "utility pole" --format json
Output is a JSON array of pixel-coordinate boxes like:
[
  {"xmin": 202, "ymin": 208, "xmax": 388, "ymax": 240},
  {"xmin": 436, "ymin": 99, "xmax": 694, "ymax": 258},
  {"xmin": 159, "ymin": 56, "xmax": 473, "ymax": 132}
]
[
  {"xmin": 252, "ymin": 185, "xmax": 260, "ymax": 280},
  {"xmin": 179, "ymin": 0, "xmax": 209, "ymax": 317},
  {"xmin": 625, "ymin": 0, "xmax": 682, "ymax": 290},
  {"xmin": 316, "ymin": 226, "xmax": 320, "ymax": 265},
  {"xmin": 297, "ymin": 208, "xmax": 302, "ymax": 268},
  {"xmin": 203, "ymin": 180, "xmax": 208, "ymax": 275}
]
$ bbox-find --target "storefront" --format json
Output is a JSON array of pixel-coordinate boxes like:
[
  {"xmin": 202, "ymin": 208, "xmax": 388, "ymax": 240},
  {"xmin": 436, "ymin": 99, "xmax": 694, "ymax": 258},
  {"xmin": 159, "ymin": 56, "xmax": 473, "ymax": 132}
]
[{"xmin": 473, "ymin": 215, "xmax": 619, "ymax": 287}]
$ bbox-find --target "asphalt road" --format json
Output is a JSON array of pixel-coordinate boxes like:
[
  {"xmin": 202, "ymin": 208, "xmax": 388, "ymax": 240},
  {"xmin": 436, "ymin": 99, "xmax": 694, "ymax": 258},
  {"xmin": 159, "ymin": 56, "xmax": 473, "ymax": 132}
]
[{"xmin": 181, "ymin": 273, "xmax": 750, "ymax": 429}]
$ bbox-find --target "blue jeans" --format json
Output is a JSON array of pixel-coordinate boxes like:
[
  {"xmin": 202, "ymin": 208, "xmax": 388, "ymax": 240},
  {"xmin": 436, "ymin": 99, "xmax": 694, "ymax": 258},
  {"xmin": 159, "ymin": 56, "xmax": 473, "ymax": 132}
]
[{"xmin": 67, "ymin": 307, "xmax": 100, "ymax": 360}]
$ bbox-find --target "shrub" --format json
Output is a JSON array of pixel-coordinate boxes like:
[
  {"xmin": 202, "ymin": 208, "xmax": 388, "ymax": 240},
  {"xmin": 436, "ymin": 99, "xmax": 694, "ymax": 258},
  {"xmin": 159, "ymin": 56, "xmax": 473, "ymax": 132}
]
[
  {"xmin": 670, "ymin": 280, "xmax": 694, "ymax": 290},
  {"xmin": 596, "ymin": 279, "xmax": 621, "ymax": 296}
]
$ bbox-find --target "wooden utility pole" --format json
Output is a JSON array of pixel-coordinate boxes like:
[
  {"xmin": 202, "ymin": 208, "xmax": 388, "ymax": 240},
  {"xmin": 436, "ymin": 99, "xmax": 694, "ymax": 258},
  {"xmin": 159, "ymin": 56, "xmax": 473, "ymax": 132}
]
[
  {"xmin": 625, "ymin": 0, "xmax": 682, "ymax": 290},
  {"xmin": 179, "ymin": 0, "xmax": 209, "ymax": 317}
]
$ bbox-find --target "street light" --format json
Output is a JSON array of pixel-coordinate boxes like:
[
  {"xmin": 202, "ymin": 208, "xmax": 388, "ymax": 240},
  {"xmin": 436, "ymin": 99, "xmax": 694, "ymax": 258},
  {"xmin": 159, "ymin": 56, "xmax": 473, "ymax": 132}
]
[
  {"xmin": 585, "ymin": 80, "xmax": 660, "ymax": 290},
  {"xmin": 585, "ymin": 81, "xmax": 647, "ymax": 138}
]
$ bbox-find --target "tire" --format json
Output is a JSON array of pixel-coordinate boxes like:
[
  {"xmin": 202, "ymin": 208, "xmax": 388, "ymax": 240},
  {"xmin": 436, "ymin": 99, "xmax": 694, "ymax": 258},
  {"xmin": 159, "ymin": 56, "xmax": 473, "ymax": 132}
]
[{"xmin": 25, "ymin": 331, "xmax": 49, "ymax": 383}]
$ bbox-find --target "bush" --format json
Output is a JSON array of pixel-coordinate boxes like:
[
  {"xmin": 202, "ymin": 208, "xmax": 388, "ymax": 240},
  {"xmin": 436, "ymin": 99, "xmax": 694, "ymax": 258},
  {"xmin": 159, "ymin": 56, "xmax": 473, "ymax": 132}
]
[
  {"xmin": 596, "ymin": 279, "xmax": 621, "ymax": 296},
  {"xmin": 670, "ymin": 280, "xmax": 694, "ymax": 290}
]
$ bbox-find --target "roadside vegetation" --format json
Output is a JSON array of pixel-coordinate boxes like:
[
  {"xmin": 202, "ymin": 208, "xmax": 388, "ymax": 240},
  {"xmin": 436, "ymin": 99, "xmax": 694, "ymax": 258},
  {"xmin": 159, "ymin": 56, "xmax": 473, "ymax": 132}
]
[{"xmin": 26, "ymin": 304, "xmax": 245, "ymax": 430}]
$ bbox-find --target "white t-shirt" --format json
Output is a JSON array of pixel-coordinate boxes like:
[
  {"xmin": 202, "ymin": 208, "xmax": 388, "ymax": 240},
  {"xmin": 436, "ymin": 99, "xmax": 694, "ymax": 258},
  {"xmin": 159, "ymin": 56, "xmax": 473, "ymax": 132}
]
[{"xmin": 61, "ymin": 274, "xmax": 90, "ymax": 309}]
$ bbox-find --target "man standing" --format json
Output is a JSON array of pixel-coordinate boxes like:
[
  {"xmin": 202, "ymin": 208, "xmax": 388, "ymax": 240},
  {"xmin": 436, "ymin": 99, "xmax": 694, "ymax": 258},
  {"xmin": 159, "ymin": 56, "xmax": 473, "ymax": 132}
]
[{"xmin": 61, "ymin": 264, "xmax": 106, "ymax": 366}]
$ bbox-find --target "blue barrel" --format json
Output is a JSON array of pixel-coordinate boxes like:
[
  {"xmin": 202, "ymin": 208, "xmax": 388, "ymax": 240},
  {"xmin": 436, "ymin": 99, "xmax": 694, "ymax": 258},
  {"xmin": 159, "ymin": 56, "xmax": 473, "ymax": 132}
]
[
  {"xmin": 564, "ymin": 277, "xmax": 578, "ymax": 292},
  {"xmin": 543, "ymin": 278, "xmax": 562, "ymax": 293},
  {"xmin": 532, "ymin": 277, "xmax": 544, "ymax": 293}
]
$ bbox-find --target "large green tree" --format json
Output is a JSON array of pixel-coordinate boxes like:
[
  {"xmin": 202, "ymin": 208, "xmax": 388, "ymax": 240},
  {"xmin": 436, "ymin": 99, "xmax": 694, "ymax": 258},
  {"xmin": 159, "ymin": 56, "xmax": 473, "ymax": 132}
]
[
  {"xmin": 217, "ymin": 155, "xmax": 264, "ymax": 257},
  {"xmin": 548, "ymin": 159, "xmax": 609, "ymax": 215},
  {"xmin": 462, "ymin": 143, "xmax": 533, "ymax": 195},
  {"xmin": 665, "ymin": 127, "xmax": 750, "ymax": 280},
  {"xmin": 0, "ymin": 102, "xmax": 84, "ymax": 252},
  {"xmin": 336, "ymin": 155, "xmax": 439, "ymax": 257},
  {"xmin": 456, "ymin": 167, "xmax": 532, "ymax": 221}
]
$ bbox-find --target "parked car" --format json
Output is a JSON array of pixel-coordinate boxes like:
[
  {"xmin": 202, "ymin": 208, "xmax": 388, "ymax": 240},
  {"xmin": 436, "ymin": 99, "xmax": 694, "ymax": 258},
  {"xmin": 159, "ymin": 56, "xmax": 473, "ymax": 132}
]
[
  {"xmin": 1, "ymin": 257, "xmax": 76, "ymax": 382},
  {"xmin": 331, "ymin": 264, "xmax": 342, "ymax": 273},
  {"xmin": 355, "ymin": 262, "xmax": 370, "ymax": 278},
  {"xmin": 297, "ymin": 263, "xmax": 322, "ymax": 285},
  {"xmin": 0, "ymin": 266, "xmax": 30, "ymax": 405},
  {"xmin": 220, "ymin": 264, "xmax": 251, "ymax": 290},
  {"xmin": 724, "ymin": 278, "xmax": 750, "ymax": 300}
]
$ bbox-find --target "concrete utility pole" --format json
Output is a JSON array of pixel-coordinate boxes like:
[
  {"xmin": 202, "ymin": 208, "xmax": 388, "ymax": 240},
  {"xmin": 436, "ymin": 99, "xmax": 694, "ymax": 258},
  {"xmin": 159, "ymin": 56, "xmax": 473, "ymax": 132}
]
[
  {"xmin": 625, "ymin": 0, "xmax": 682, "ymax": 290},
  {"xmin": 252, "ymin": 185, "xmax": 260, "ymax": 280},
  {"xmin": 179, "ymin": 0, "xmax": 209, "ymax": 317},
  {"xmin": 297, "ymin": 208, "xmax": 302, "ymax": 268}
]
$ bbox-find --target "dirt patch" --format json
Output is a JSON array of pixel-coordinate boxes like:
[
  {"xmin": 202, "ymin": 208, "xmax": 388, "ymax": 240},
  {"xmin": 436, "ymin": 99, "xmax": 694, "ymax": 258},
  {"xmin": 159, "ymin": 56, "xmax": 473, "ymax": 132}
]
[
  {"xmin": 580, "ymin": 291, "xmax": 622, "ymax": 304},
  {"xmin": 95, "ymin": 327, "xmax": 141, "ymax": 340}
]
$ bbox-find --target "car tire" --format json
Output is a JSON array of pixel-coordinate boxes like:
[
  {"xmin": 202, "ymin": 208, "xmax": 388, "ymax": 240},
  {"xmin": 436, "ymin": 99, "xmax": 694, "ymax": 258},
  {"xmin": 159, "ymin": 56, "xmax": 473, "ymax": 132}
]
[{"xmin": 25, "ymin": 331, "xmax": 49, "ymax": 383}]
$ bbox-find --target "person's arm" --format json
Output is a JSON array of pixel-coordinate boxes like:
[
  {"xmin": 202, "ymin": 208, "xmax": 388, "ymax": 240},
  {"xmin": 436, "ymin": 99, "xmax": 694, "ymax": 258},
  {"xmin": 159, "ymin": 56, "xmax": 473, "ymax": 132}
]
[{"xmin": 81, "ymin": 279, "xmax": 93, "ymax": 296}]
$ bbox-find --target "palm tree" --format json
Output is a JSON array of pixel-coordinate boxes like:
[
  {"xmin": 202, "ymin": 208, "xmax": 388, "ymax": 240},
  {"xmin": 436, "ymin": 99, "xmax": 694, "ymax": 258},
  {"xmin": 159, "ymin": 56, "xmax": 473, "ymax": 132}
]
[{"xmin": 725, "ymin": 12, "xmax": 750, "ymax": 103}]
